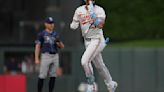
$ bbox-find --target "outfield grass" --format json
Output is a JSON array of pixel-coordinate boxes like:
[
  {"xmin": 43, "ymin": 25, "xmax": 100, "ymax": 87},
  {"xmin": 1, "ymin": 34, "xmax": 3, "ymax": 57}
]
[{"xmin": 109, "ymin": 39, "xmax": 164, "ymax": 48}]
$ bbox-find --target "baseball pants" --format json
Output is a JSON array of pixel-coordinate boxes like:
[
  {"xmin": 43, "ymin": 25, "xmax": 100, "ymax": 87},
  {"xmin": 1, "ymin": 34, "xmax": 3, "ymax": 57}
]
[
  {"xmin": 39, "ymin": 53, "xmax": 59, "ymax": 79},
  {"xmin": 81, "ymin": 36, "xmax": 113, "ymax": 88}
]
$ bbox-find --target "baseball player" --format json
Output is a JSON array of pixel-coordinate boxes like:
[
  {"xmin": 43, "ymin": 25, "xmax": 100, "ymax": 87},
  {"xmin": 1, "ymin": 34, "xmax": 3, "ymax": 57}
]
[
  {"xmin": 35, "ymin": 17, "xmax": 64, "ymax": 92},
  {"xmin": 70, "ymin": 0, "xmax": 117, "ymax": 92}
]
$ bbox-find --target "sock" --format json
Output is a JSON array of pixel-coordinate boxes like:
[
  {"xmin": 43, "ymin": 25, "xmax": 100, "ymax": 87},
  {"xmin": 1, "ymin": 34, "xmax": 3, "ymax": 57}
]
[
  {"xmin": 38, "ymin": 78, "xmax": 44, "ymax": 92},
  {"xmin": 49, "ymin": 77, "xmax": 56, "ymax": 92},
  {"xmin": 87, "ymin": 75, "xmax": 95, "ymax": 84}
]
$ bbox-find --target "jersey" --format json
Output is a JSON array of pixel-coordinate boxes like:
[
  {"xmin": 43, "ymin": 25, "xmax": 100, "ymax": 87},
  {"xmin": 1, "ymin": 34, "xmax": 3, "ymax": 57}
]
[
  {"xmin": 70, "ymin": 5, "xmax": 106, "ymax": 39},
  {"xmin": 35, "ymin": 30, "xmax": 60, "ymax": 54}
]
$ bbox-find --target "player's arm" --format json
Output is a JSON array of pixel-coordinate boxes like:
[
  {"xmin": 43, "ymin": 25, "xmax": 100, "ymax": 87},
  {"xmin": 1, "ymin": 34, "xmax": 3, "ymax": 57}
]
[
  {"xmin": 34, "ymin": 32, "xmax": 43, "ymax": 64},
  {"xmin": 70, "ymin": 8, "xmax": 79, "ymax": 30},
  {"xmin": 91, "ymin": 7, "xmax": 106, "ymax": 29},
  {"xmin": 56, "ymin": 41, "xmax": 64, "ymax": 49},
  {"xmin": 93, "ymin": 17, "xmax": 105, "ymax": 29},
  {"xmin": 56, "ymin": 36, "xmax": 64, "ymax": 49},
  {"xmin": 35, "ymin": 44, "xmax": 41, "ymax": 64}
]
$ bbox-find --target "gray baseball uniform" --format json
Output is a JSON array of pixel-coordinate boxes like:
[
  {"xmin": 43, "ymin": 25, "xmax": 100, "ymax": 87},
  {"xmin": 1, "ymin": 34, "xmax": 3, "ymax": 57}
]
[{"xmin": 39, "ymin": 53, "xmax": 59, "ymax": 78}]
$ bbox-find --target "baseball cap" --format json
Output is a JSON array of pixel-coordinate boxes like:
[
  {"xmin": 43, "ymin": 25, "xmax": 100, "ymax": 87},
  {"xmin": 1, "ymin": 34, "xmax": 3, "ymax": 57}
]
[{"xmin": 45, "ymin": 17, "xmax": 54, "ymax": 24}]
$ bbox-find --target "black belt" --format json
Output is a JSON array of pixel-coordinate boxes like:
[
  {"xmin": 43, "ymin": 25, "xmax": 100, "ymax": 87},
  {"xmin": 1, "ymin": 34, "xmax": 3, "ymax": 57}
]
[
  {"xmin": 84, "ymin": 38, "xmax": 91, "ymax": 41},
  {"xmin": 43, "ymin": 52, "xmax": 56, "ymax": 54}
]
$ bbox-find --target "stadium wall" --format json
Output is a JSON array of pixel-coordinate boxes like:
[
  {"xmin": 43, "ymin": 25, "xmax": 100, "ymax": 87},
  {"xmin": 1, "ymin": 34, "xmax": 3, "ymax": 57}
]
[{"xmin": 0, "ymin": 47, "xmax": 164, "ymax": 92}]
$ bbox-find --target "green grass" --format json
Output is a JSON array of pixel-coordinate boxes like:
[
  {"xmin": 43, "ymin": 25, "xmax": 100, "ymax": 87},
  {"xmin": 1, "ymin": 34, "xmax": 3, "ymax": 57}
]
[{"xmin": 109, "ymin": 39, "xmax": 164, "ymax": 48}]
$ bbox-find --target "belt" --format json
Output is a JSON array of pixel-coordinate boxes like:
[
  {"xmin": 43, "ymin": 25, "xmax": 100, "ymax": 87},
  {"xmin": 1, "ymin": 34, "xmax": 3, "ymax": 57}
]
[
  {"xmin": 43, "ymin": 52, "xmax": 56, "ymax": 54},
  {"xmin": 84, "ymin": 38, "xmax": 91, "ymax": 41}
]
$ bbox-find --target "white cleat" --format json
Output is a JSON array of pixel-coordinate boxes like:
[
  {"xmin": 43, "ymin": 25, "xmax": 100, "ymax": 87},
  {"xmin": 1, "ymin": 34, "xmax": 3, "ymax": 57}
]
[
  {"xmin": 108, "ymin": 81, "xmax": 118, "ymax": 92},
  {"xmin": 86, "ymin": 83, "xmax": 98, "ymax": 92}
]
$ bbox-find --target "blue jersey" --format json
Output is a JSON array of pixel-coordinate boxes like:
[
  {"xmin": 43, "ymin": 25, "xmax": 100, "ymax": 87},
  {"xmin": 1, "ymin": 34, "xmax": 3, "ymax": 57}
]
[{"xmin": 35, "ymin": 30, "xmax": 60, "ymax": 54}]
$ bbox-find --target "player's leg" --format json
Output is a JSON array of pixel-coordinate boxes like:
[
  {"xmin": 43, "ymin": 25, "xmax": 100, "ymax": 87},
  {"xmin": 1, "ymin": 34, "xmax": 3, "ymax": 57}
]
[
  {"xmin": 81, "ymin": 39, "xmax": 101, "ymax": 84},
  {"xmin": 48, "ymin": 63, "xmax": 56, "ymax": 92},
  {"xmin": 48, "ymin": 54, "xmax": 59, "ymax": 92},
  {"xmin": 81, "ymin": 38, "xmax": 103, "ymax": 92},
  {"xmin": 82, "ymin": 37, "xmax": 106, "ymax": 80},
  {"xmin": 37, "ymin": 78, "xmax": 44, "ymax": 92},
  {"xmin": 92, "ymin": 53, "xmax": 117, "ymax": 92},
  {"xmin": 49, "ymin": 77, "xmax": 56, "ymax": 92},
  {"xmin": 38, "ymin": 53, "xmax": 51, "ymax": 92}
]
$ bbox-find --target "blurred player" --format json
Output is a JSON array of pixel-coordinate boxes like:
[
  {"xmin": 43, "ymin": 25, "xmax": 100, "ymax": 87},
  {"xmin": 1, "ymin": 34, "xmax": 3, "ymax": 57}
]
[
  {"xmin": 70, "ymin": 0, "xmax": 117, "ymax": 92},
  {"xmin": 35, "ymin": 17, "xmax": 64, "ymax": 92}
]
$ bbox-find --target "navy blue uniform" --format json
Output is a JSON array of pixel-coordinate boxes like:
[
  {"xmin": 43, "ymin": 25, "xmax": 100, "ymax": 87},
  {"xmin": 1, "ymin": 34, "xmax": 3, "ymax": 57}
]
[{"xmin": 35, "ymin": 30, "xmax": 60, "ymax": 54}]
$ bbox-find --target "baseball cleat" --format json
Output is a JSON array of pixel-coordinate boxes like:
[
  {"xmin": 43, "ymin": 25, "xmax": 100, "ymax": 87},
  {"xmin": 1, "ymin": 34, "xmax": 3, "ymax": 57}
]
[
  {"xmin": 86, "ymin": 83, "xmax": 97, "ymax": 92},
  {"xmin": 108, "ymin": 81, "xmax": 118, "ymax": 92}
]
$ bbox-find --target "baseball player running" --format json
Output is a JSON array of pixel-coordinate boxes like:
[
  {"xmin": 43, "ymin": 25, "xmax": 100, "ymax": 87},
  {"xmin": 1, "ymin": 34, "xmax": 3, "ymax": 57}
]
[
  {"xmin": 35, "ymin": 17, "xmax": 64, "ymax": 92},
  {"xmin": 70, "ymin": 0, "xmax": 117, "ymax": 92}
]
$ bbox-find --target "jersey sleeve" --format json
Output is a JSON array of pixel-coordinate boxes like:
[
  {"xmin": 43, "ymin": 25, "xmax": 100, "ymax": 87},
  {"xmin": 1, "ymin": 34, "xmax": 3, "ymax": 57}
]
[
  {"xmin": 35, "ymin": 32, "xmax": 43, "ymax": 45},
  {"xmin": 96, "ymin": 7, "xmax": 106, "ymax": 19},
  {"xmin": 73, "ymin": 8, "xmax": 80, "ymax": 22},
  {"xmin": 70, "ymin": 8, "xmax": 80, "ymax": 29}
]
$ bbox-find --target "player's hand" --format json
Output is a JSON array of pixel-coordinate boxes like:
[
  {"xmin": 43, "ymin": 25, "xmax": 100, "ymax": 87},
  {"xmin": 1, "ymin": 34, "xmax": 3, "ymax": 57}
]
[
  {"xmin": 56, "ymin": 42, "xmax": 65, "ymax": 49},
  {"xmin": 57, "ymin": 67, "xmax": 63, "ymax": 77},
  {"xmin": 93, "ymin": 18, "xmax": 105, "ymax": 29},
  {"xmin": 35, "ymin": 59, "xmax": 40, "ymax": 64},
  {"xmin": 105, "ymin": 37, "xmax": 110, "ymax": 44}
]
